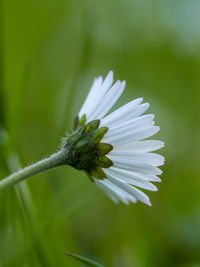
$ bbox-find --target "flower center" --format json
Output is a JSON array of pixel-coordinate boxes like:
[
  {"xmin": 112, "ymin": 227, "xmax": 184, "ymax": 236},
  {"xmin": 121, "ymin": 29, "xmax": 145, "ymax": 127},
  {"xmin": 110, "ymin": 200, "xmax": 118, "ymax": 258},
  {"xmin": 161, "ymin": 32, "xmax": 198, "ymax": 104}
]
[{"xmin": 62, "ymin": 115, "xmax": 113, "ymax": 180}]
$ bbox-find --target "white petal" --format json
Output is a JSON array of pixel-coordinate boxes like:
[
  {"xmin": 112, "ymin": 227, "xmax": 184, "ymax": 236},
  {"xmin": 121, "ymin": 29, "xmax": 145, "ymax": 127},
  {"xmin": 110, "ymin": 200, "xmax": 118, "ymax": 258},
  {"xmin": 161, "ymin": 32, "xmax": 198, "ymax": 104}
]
[
  {"xmin": 87, "ymin": 71, "xmax": 114, "ymax": 120},
  {"xmin": 79, "ymin": 76, "xmax": 103, "ymax": 117},
  {"xmin": 110, "ymin": 103, "xmax": 150, "ymax": 127},
  {"xmin": 89, "ymin": 80, "xmax": 126, "ymax": 121},
  {"xmin": 101, "ymin": 98, "xmax": 143, "ymax": 126},
  {"xmin": 94, "ymin": 179, "xmax": 119, "ymax": 203},
  {"xmin": 105, "ymin": 114, "xmax": 155, "ymax": 138},
  {"xmin": 109, "ymin": 103, "xmax": 150, "ymax": 129},
  {"xmin": 95, "ymin": 178, "xmax": 137, "ymax": 204},
  {"xmin": 109, "ymin": 151, "xmax": 165, "ymax": 166},
  {"xmin": 110, "ymin": 157, "xmax": 162, "ymax": 175},
  {"xmin": 109, "ymin": 166, "xmax": 162, "ymax": 182},
  {"xmin": 106, "ymin": 175, "xmax": 152, "ymax": 206},
  {"xmin": 107, "ymin": 114, "xmax": 154, "ymax": 133},
  {"xmin": 125, "ymin": 103, "xmax": 150, "ymax": 120},
  {"xmin": 105, "ymin": 169, "xmax": 158, "ymax": 191},
  {"xmin": 113, "ymin": 140, "xmax": 165, "ymax": 152},
  {"xmin": 104, "ymin": 126, "xmax": 160, "ymax": 146}
]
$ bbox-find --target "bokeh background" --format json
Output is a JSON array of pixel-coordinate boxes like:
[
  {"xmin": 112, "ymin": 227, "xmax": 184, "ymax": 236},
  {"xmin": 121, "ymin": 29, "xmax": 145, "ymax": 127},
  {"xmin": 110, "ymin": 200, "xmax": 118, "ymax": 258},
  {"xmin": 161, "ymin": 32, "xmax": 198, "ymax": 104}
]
[{"xmin": 1, "ymin": 0, "xmax": 200, "ymax": 266}]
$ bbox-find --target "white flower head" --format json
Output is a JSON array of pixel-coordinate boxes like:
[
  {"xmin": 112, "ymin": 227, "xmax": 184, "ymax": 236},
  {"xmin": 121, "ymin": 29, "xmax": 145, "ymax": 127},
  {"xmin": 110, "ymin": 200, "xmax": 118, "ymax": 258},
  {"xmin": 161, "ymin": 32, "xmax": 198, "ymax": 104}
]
[{"xmin": 65, "ymin": 71, "xmax": 164, "ymax": 206}]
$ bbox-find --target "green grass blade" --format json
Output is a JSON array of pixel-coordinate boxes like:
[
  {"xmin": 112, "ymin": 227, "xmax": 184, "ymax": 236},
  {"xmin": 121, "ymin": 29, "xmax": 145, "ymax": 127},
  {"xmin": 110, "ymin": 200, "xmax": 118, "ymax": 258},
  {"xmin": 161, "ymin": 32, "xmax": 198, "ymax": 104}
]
[{"xmin": 64, "ymin": 251, "xmax": 105, "ymax": 267}]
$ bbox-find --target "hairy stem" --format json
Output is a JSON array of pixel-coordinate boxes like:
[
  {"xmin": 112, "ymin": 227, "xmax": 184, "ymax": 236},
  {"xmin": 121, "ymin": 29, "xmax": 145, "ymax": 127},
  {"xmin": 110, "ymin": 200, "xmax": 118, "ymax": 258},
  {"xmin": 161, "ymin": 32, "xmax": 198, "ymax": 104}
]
[{"xmin": 0, "ymin": 150, "xmax": 67, "ymax": 193}]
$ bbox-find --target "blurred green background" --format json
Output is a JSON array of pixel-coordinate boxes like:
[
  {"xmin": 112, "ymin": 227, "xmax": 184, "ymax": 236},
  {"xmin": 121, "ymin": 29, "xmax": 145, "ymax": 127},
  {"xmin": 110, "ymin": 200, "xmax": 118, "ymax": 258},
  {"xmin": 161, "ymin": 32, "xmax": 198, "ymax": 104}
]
[{"xmin": 1, "ymin": 0, "xmax": 200, "ymax": 266}]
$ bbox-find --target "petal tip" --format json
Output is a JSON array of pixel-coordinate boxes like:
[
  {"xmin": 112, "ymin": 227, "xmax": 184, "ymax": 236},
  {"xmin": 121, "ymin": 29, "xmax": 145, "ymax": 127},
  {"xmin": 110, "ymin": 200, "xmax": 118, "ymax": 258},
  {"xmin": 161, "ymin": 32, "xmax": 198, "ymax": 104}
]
[
  {"xmin": 145, "ymin": 102, "xmax": 150, "ymax": 108},
  {"xmin": 108, "ymin": 70, "xmax": 114, "ymax": 77},
  {"xmin": 122, "ymin": 80, "xmax": 126, "ymax": 85},
  {"xmin": 160, "ymin": 141, "xmax": 165, "ymax": 148},
  {"xmin": 154, "ymin": 126, "xmax": 160, "ymax": 134},
  {"xmin": 121, "ymin": 80, "xmax": 126, "ymax": 89},
  {"xmin": 153, "ymin": 186, "xmax": 158, "ymax": 192},
  {"xmin": 138, "ymin": 97, "xmax": 143, "ymax": 103},
  {"xmin": 146, "ymin": 201, "xmax": 152, "ymax": 207}
]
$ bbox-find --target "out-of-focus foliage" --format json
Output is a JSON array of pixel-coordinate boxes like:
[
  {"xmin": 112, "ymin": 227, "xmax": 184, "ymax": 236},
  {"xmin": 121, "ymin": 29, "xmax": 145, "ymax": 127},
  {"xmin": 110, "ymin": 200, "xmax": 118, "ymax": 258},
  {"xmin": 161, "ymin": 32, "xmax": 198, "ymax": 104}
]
[{"xmin": 0, "ymin": 0, "xmax": 200, "ymax": 266}]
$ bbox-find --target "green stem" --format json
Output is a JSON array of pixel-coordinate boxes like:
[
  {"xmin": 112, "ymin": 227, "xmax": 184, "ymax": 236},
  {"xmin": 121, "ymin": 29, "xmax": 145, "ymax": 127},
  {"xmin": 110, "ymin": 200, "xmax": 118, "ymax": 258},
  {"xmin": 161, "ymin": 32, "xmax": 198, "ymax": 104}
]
[{"xmin": 0, "ymin": 150, "xmax": 67, "ymax": 193}]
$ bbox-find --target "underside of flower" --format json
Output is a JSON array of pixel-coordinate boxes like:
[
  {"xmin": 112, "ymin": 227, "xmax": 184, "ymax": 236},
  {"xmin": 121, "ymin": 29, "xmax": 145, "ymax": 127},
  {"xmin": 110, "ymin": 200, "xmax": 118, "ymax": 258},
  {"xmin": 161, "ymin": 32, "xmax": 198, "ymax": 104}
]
[
  {"xmin": 63, "ymin": 70, "xmax": 164, "ymax": 206},
  {"xmin": 62, "ymin": 114, "xmax": 113, "ymax": 180},
  {"xmin": 0, "ymin": 70, "xmax": 164, "ymax": 206}
]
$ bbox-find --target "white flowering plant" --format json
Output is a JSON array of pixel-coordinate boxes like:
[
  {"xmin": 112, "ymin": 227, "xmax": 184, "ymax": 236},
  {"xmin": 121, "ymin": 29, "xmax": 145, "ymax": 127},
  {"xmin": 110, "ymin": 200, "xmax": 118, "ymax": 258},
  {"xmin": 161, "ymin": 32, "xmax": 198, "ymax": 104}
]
[{"xmin": 0, "ymin": 71, "xmax": 164, "ymax": 206}]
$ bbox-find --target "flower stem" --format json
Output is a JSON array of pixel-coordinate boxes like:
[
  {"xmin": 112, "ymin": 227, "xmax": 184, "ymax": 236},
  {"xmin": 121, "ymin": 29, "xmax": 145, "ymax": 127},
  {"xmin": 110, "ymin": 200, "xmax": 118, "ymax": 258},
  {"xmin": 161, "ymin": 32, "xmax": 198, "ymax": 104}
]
[{"xmin": 0, "ymin": 150, "xmax": 67, "ymax": 193}]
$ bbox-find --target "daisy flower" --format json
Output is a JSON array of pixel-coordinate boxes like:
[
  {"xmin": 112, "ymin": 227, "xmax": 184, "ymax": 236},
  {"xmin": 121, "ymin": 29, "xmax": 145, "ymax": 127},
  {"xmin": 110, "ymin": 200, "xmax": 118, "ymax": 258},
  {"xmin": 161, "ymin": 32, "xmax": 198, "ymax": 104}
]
[
  {"xmin": 64, "ymin": 71, "xmax": 164, "ymax": 206},
  {"xmin": 0, "ymin": 71, "xmax": 164, "ymax": 203}
]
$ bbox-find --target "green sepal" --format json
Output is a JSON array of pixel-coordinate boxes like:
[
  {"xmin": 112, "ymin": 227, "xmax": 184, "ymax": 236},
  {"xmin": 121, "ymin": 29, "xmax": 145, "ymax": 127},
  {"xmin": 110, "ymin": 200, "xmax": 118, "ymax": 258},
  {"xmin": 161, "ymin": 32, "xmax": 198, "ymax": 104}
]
[
  {"xmin": 85, "ymin": 120, "xmax": 100, "ymax": 132},
  {"xmin": 63, "ymin": 114, "xmax": 114, "ymax": 175},
  {"xmin": 67, "ymin": 126, "xmax": 84, "ymax": 144},
  {"xmin": 96, "ymin": 143, "xmax": 113, "ymax": 155},
  {"xmin": 93, "ymin": 127, "xmax": 108, "ymax": 145},
  {"xmin": 79, "ymin": 114, "xmax": 86, "ymax": 126},
  {"xmin": 76, "ymin": 139, "xmax": 88, "ymax": 150},
  {"xmin": 90, "ymin": 166, "xmax": 107, "ymax": 180},
  {"xmin": 73, "ymin": 116, "xmax": 79, "ymax": 129},
  {"xmin": 95, "ymin": 155, "xmax": 113, "ymax": 168}
]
